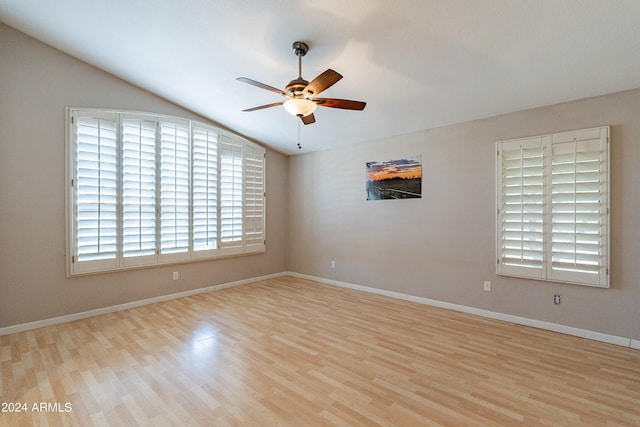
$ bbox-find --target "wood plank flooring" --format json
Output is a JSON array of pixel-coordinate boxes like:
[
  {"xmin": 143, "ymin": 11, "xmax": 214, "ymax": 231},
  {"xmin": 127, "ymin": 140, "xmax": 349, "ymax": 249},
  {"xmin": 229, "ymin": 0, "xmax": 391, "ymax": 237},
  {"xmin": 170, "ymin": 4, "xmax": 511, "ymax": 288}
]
[{"xmin": 1, "ymin": 276, "xmax": 639, "ymax": 426}]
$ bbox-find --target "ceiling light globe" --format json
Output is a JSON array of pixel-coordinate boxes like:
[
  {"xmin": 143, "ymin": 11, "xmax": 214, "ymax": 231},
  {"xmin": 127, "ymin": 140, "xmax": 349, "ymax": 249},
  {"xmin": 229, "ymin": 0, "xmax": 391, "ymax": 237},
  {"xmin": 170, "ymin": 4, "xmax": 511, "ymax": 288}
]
[{"xmin": 284, "ymin": 98, "xmax": 317, "ymax": 117}]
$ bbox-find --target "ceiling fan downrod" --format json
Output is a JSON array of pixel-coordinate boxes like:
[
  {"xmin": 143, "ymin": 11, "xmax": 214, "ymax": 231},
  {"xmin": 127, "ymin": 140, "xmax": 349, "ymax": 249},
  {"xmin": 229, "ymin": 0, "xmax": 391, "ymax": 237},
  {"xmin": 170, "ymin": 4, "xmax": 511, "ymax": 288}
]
[{"xmin": 292, "ymin": 41, "xmax": 309, "ymax": 79}]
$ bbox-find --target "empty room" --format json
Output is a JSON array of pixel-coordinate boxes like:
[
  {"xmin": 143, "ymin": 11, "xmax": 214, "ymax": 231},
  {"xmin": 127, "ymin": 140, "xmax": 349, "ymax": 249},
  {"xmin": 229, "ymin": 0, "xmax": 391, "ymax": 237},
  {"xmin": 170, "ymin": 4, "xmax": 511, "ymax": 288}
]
[{"xmin": 1, "ymin": 1, "xmax": 639, "ymax": 426}]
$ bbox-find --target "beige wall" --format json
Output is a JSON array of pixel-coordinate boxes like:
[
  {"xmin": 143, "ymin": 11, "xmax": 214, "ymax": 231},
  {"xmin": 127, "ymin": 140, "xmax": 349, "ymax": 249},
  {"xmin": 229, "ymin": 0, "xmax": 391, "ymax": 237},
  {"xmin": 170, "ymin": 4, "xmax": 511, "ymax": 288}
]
[
  {"xmin": 0, "ymin": 23, "xmax": 288, "ymax": 327},
  {"xmin": 288, "ymin": 89, "xmax": 640, "ymax": 341}
]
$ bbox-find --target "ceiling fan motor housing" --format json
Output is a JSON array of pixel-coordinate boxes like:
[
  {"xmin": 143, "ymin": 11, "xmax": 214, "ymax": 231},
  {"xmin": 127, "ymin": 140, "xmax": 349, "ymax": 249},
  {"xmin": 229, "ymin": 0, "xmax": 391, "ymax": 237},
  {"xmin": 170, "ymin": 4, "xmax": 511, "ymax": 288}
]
[{"xmin": 286, "ymin": 78, "xmax": 310, "ymax": 97}]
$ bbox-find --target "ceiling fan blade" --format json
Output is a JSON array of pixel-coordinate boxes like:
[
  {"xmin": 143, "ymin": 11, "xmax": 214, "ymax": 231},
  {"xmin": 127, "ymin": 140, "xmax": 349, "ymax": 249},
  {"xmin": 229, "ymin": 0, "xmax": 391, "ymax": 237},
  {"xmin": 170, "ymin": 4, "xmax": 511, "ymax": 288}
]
[
  {"xmin": 313, "ymin": 98, "xmax": 366, "ymax": 110},
  {"xmin": 300, "ymin": 113, "xmax": 316, "ymax": 125},
  {"xmin": 303, "ymin": 69, "xmax": 342, "ymax": 96},
  {"xmin": 242, "ymin": 101, "xmax": 285, "ymax": 112},
  {"xmin": 237, "ymin": 77, "xmax": 286, "ymax": 96}
]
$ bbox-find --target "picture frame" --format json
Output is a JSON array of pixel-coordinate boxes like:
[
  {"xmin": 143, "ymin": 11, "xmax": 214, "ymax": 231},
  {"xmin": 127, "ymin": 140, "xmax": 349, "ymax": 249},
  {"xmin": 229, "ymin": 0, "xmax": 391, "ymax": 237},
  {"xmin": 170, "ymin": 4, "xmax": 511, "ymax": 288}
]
[{"xmin": 366, "ymin": 156, "xmax": 422, "ymax": 200}]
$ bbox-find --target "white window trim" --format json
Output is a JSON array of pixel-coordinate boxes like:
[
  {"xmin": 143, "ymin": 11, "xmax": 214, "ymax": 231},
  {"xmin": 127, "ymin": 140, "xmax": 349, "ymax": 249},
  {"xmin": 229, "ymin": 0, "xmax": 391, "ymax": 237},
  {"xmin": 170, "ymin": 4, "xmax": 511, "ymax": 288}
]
[
  {"xmin": 65, "ymin": 108, "xmax": 266, "ymax": 276},
  {"xmin": 496, "ymin": 126, "xmax": 610, "ymax": 288}
]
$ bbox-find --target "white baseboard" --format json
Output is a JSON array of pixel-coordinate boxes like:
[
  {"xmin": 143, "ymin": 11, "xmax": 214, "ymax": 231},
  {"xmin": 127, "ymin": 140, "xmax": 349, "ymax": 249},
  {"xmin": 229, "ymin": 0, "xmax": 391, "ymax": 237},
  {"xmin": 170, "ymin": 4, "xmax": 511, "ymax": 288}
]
[
  {"xmin": 0, "ymin": 272, "xmax": 287, "ymax": 336},
  {"xmin": 3, "ymin": 271, "xmax": 637, "ymax": 351},
  {"xmin": 287, "ymin": 272, "xmax": 636, "ymax": 350}
]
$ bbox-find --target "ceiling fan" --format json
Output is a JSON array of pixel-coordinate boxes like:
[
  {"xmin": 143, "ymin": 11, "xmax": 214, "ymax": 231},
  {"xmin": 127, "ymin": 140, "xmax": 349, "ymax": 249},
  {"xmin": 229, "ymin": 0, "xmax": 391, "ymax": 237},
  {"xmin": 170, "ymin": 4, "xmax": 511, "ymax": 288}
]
[{"xmin": 237, "ymin": 41, "xmax": 366, "ymax": 125}]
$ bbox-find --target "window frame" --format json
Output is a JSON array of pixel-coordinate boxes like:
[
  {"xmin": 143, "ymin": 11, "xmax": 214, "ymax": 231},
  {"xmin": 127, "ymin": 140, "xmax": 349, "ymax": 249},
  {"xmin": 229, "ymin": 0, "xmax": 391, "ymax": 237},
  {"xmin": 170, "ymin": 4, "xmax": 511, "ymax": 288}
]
[
  {"xmin": 496, "ymin": 126, "xmax": 610, "ymax": 288},
  {"xmin": 65, "ymin": 108, "xmax": 266, "ymax": 276}
]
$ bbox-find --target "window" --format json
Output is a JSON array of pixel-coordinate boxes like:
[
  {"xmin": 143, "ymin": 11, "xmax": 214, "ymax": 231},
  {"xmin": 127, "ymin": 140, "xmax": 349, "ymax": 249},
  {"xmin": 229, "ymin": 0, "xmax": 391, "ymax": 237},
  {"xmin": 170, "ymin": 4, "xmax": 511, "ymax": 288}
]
[
  {"xmin": 66, "ymin": 108, "xmax": 265, "ymax": 275},
  {"xmin": 496, "ymin": 126, "xmax": 609, "ymax": 287}
]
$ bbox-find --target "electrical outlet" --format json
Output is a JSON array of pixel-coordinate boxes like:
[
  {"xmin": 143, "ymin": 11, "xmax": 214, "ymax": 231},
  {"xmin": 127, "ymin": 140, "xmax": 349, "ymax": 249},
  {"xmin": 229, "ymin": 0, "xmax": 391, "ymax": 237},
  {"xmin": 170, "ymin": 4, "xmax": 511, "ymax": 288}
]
[
  {"xmin": 173, "ymin": 272, "xmax": 179, "ymax": 281},
  {"xmin": 483, "ymin": 280, "xmax": 491, "ymax": 291},
  {"xmin": 554, "ymin": 294, "xmax": 561, "ymax": 305},
  {"xmin": 331, "ymin": 260, "xmax": 336, "ymax": 269}
]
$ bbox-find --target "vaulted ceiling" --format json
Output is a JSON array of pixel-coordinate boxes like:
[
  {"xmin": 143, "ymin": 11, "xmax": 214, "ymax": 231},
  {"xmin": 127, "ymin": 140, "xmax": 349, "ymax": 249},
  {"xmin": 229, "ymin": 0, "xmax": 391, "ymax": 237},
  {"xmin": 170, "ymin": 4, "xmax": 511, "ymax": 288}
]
[{"xmin": 2, "ymin": 0, "xmax": 640, "ymax": 155}]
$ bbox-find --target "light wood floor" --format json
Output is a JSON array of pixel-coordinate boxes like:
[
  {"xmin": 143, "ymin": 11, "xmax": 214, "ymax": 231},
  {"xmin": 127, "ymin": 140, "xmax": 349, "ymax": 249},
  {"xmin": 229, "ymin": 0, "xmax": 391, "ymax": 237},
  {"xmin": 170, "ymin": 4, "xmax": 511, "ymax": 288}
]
[{"xmin": 1, "ymin": 276, "xmax": 639, "ymax": 426}]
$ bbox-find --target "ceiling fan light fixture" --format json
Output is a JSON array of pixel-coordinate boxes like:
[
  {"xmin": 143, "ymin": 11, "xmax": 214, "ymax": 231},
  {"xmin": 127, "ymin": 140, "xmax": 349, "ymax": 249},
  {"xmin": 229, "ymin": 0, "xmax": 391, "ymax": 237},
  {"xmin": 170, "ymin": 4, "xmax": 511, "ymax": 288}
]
[{"xmin": 284, "ymin": 98, "xmax": 317, "ymax": 117}]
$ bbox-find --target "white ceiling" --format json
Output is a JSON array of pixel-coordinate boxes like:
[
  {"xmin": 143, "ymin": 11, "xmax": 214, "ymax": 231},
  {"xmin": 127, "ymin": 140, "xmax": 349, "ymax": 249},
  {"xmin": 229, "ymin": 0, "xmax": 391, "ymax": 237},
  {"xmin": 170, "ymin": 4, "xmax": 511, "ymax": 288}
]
[{"xmin": 2, "ymin": 0, "xmax": 640, "ymax": 155}]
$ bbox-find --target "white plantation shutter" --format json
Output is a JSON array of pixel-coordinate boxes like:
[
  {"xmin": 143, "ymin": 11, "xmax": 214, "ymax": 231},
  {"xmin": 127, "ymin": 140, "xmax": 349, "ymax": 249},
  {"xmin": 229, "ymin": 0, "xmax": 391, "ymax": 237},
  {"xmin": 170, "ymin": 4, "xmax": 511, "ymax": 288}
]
[
  {"xmin": 67, "ymin": 108, "xmax": 266, "ymax": 275},
  {"xmin": 496, "ymin": 126, "xmax": 609, "ymax": 287},
  {"xmin": 192, "ymin": 126, "xmax": 218, "ymax": 254},
  {"xmin": 73, "ymin": 113, "xmax": 118, "ymax": 272},
  {"xmin": 220, "ymin": 136, "xmax": 243, "ymax": 247},
  {"xmin": 497, "ymin": 136, "xmax": 546, "ymax": 279},
  {"xmin": 121, "ymin": 116, "xmax": 157, "ymax": 266},
  {"xmin": 549, "ymin": 128, "xmax": 608, "ymax": 286},
  {"xmin": 160, "ymin": 120, "xmax": 190, "ymax": 259},
  {"xmin": 244, "ymin": 143, "xmax": 265, "ymax": 246}
]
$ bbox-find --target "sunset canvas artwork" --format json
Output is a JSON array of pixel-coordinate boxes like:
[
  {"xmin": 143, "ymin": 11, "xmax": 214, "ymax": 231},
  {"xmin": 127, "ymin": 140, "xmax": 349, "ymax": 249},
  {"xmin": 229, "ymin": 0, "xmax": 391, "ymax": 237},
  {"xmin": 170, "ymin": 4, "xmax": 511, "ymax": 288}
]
[{"xmin": 366, "ymin": 156, "xmax": 422, "ymax": 200}]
